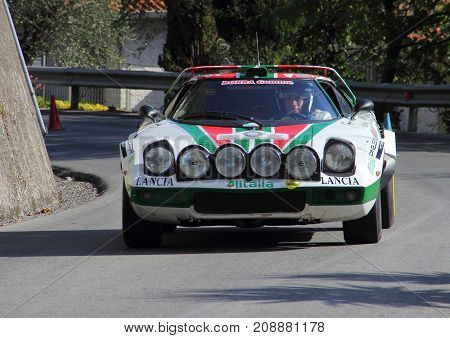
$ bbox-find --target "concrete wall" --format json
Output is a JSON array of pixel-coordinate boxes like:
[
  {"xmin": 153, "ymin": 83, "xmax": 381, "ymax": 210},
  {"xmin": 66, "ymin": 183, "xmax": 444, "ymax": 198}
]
[
  {"xmin": 397, "ymin": 107, "xmax": 447, "ymax": 134},
  {"xmin": 108, "ymin": 13, "xmax": 167, "ymax": 111},
  {"xmin": 0, "ymin": 4, "xmax": 57, "ymax": 224}
]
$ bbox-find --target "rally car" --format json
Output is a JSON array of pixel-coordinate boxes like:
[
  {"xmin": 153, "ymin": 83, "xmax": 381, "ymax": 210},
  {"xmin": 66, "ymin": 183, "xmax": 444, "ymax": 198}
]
[{"xmin": 120, "ymin": 65, "xmax": 396, "ymax": 248}]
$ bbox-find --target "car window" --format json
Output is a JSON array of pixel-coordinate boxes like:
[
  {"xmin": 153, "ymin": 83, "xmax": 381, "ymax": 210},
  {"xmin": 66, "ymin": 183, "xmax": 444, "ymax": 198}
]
[
  {"xmin": 318, "ymin": 81, "xmax": 341, "ymax": 113},
  {"xmin": 170, "ymin": 79, "xmax": 339, "ymax": 126},
  {"xmin": 164, "ymin": 82, "xmax": 195, "ymax": 116},
  {"xmin": 333, "ymin": 87, "xmax": 353, "ymax": 116}
]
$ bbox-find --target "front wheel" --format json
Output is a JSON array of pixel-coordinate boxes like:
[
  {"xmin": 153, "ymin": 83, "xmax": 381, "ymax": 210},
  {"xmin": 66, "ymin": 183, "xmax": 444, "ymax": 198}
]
[
  {"xmin": 122, "ymin": 182, "xmax": 162, "ymax": 248},
  {"xmin": 343, "ymin": 194, "xmax": 382, "ymax": 244}
]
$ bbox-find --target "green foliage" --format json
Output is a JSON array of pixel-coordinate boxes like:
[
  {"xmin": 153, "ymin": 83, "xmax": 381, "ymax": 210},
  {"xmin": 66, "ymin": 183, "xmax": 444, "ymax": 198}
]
[
  {"xmin": 161, "ymin": 0, "xmax": 449, "ymax": 85},
  {"xmin": 8, "ymin": 0, "xmax": 131, "ymax": 68},
  {"xmin": 159, "ymin": 0, "xmax": 223, "ymax": 71},
  {"xmin": 36, "ymin": 96, "xmax": 108, "ymax": 111},
  {"xmin": 36, "ymin": 96, "xmax": 50, "ymax": 109},
  {"xmin": 441, "ymin": 109, "xmax": 450, "ymax": 134}
]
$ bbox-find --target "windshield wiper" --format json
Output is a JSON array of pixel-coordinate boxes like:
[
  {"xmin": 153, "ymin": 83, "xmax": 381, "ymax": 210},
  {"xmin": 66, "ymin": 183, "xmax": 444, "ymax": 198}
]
[{"xmin": 177, "ymin": 111, "xmax": 263, "ymax": 128}]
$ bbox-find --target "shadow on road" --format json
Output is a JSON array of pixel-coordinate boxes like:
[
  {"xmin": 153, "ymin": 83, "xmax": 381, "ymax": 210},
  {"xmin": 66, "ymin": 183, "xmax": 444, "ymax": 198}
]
[
  {"xmin": 163, "ymin": 272, "xmax": 450, "ymax": 312},
  {"xmin": 0, "ymin": 226, "xmax": 345, "ymax": 257}
]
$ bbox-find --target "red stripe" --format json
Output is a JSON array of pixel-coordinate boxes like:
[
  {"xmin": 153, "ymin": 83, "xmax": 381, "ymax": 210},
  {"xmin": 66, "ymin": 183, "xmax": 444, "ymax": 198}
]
[
  {"xmin": 200, "ymin": 126, "xmax": 234, "ymax": 146},
  {"xmin": 199, "ymin": 73, "xmax": 239, "ymax": 79},
  {"xmin": 273, "ymin": 124, "xmax": 308, "ymax": 149}
]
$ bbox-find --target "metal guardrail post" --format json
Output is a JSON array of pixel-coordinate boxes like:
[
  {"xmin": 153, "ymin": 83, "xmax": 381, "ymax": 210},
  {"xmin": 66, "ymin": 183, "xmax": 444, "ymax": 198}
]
[
  {"xmin": 408, "ymin": 107, "xmax": 419, "ymax": 132},
  {"xmin": 70, "ymin": 86, "xmax": 79, "ymax": 110}
]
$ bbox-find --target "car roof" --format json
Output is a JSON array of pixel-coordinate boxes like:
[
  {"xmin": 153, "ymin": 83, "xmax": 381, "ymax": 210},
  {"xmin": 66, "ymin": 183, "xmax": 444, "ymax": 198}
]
[
  {"xmin": 186, "ymin": 65, "xmax": 332, "ymax": 81},
  {"xmin": 166, "ymin": 65, "xmax": 357, "ymax": 106}
]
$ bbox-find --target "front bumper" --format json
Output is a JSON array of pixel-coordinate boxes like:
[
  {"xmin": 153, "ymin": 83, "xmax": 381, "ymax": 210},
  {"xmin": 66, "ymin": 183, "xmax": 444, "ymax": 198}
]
[
  {"xmin": 131, "ymin": 201, "xmax": 375, "ymax": 224},
  {"xmin": 127, "ymin": 182, "xmax": 379, "ymax": 224}
]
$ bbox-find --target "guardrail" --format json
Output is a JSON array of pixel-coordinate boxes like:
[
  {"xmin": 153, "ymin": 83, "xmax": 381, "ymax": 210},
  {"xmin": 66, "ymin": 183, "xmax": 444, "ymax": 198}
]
[
  {"xmin": 347, "ymin": 81, "xmax": 450, "ymax": 108},
  {"xmin": 28, "ymin": 66, "xmax": 450, "ymax": 110}
]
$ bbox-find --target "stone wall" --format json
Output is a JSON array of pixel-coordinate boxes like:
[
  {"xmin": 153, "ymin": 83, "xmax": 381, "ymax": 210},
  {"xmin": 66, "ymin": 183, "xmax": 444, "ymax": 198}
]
[{"xmin": 0, "ymin": 4, "xmax": 57, "ymax": 223}]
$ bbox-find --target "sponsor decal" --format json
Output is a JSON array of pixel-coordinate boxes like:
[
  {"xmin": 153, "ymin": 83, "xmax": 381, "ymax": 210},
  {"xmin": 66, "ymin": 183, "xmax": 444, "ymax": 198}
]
[
  {"xmin": 227, "ymin": 180, "xmax": 274, "ymax": 189},
  {"xmin": 376, "ymin": 141, "xmax": 384, "ymax": 159},
  {"xmin": 285, "ymin": 179, "xmax": 300, "ymax": 190},
  {"xmin": 221, "ymin": 80, "xmax": 255, "ymax": 85},
  {"xmin": 368, "ymin": 157, "xmax": 376, "ymax": 175},
  {"xmin": 126, "ymin": 141, "xmax": 133, "ymax": 154},
  {"xmin": 136, "ymin": 176, "xmax": 174, "ymax": 187},
  {"xmin": 369, "ymin": 138, "xmax": 377, "ymax": 157},
  {"xmin": 255, "ymin": 80, "xmax": 293, "ymax": 85},
  {"xmin": 220, "ymin": 80, "xmax": 293, "ymax": 86},
  {"xmin": 321, "ymin": 176, "xmax": 360, "ymax": 185},
  {"xmin": 217, "ymin": 130, "xmax": 288, "ymax": 141}
]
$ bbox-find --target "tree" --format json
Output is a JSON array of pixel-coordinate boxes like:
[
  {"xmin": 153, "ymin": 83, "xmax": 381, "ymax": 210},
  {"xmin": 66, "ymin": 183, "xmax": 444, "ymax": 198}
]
[
  {"xmin": 159, "ymin": 0, "xmax": 224, "ymax": 71},
  {"xmin": 0, "ymin": 4, "xmax": 57, "ymax": 224},
  {"xmin": 162, "ymin": 0, "xmax": 449, "ymax": 85},
  {"xmin": 7, "ymin": 0, "xmax": 131, "ymax": 68}
]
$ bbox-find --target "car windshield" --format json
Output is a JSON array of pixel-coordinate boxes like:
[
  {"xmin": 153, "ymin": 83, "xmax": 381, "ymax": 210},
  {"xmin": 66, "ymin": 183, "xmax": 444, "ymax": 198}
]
[{"xmin": 170, "ymin": 79, "xmax": 340, "ymax": 126}]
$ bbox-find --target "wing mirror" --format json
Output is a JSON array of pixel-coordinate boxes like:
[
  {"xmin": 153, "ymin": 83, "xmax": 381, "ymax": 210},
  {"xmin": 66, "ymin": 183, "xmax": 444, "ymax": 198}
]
[
  {"xmin": 139, "ymin": 105, "xmax": 162, "ymax": 122},
  {"xmin": 351, "ymin": 99, "xmax": 374, "ymax": 119}
]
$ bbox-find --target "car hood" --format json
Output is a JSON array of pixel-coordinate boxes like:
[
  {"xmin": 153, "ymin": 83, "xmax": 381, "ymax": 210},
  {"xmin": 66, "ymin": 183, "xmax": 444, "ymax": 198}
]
[
  {"xmin": 123, "ymin": 114, "xmax": 384, "ymax": 189},
  {"xmin": 134, "ymin": 119, "xmax": 346, "ymax": 155}
]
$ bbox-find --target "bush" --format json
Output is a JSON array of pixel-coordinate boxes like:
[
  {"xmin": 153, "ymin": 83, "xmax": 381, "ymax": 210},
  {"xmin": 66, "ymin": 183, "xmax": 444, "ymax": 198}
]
[
  {"xmin": 36, "ymin": 96, "xmax": 50, "ymax": 108},
  {"xmin": 79, "ymin": 101, "xmax": 108, "ymax": 111},
  {"xmin": 36, "ymin": 96, "xmax": 108, "ymax": 111},
  {"xmin": 55, "ymin": 99, "xmax": 70, "ymax": 110}
]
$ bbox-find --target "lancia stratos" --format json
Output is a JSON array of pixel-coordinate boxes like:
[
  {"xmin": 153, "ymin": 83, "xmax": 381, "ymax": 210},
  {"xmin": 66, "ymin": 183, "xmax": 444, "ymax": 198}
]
[{"xmin": 119, "ymin": 65, "xmax": 396, "ymax": 248}]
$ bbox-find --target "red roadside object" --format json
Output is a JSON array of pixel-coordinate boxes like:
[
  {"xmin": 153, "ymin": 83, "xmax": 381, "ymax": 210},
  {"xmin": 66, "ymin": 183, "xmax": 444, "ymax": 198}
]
[
  {"xmin": 404, "ymin": 91, "xmax": 413, "ymax": 101},
  {"xmin": 48, "ymin": 95, "xmax": 62, "ymax": 130}
]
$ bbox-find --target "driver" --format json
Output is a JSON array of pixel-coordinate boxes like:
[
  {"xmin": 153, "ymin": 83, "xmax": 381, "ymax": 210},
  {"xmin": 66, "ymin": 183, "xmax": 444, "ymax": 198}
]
[
  {"xmin": 279, "ymin": 87, "xmax": 333, "ymax": 121},
  {"xmin": 281, "ymin": 88, "xmax": 311, "ymax": 117}
]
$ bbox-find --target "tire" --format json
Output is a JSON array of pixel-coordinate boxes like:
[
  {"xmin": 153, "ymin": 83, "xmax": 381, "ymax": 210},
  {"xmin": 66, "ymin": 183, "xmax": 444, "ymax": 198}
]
[
  {"xmin": 122, "ymin": 182, "xmax": 162, "ymax": 248},
  {"xmin": 343, "ymin": 194, "xmax": 382, "ymax": 244},
  {"xmin": 381, "ymin": 176, "xmax": 395, "ymax": 229}
]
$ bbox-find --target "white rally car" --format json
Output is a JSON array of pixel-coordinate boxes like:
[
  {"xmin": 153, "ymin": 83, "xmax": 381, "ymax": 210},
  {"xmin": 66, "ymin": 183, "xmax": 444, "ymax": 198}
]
[{"xmin": 120, "ymin": 65, "xmax": 396, "ymax": 248}]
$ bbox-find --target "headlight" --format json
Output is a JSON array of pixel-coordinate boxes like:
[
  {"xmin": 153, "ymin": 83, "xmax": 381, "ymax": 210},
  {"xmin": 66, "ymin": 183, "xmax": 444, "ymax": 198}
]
[
  {"xmin": 179, "ymin": 147, "xmax": 210, "ymax": 178},
  {"xmin": 324, "ymin": 141, "xmax": 354, "ymax": 172},
  {"xmin": 215, "ymin": 146, "xmax": 246, "ymax": 178},
  {"xmin": 145, "ymin": 146, "xmax": 174, "ymax": 174},
  {"xmin": 250, "ymin": 145, "xmax": 282, "ymax": 177},
  {"xmin": 286, "ymin": 147, "xmax": 317, "ymax": 179}
]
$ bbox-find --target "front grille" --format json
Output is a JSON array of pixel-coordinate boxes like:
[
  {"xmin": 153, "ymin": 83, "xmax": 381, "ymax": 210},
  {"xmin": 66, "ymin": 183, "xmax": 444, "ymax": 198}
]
[{"xmin": 193, "ymin": 191, "xmax": 306, "ymax": 214}]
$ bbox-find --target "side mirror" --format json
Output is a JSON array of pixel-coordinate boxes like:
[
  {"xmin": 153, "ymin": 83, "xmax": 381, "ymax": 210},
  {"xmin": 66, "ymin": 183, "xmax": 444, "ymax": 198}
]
[
  {"xmin": 351, "ymin": 99, "xmax": 374, "ymax": 119},
  {"xmin": 139, "ymin": 105, "xmax": 162, "ymax": 122}
]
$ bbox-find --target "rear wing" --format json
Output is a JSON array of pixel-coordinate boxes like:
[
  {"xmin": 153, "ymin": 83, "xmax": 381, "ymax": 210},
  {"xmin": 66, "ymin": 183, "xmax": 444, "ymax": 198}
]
[{"xmin": 165, "ymin": 64, "xmax": 356, "ymax": 106}]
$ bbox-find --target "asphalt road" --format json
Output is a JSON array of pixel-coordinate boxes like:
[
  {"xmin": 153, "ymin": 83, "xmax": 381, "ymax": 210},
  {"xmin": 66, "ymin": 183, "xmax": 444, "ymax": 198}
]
[{"xmin": 0, "ymin": 112, "xmax": 449, "ymax": 318}]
